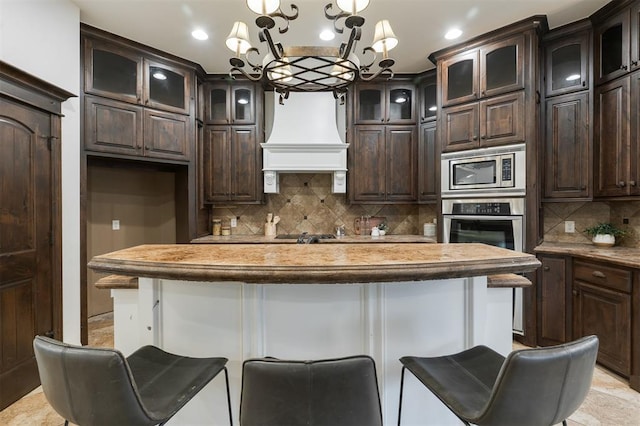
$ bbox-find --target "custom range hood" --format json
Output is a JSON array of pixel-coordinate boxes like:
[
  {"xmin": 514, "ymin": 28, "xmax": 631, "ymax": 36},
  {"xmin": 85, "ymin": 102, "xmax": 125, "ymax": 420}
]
[{"xmin": 261, "ymin": 91, "xmax": 349, "ymax": 193}]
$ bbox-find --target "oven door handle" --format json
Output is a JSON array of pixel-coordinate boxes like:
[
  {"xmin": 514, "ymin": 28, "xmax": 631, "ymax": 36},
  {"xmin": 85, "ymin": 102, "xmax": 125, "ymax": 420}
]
[{"xmin": 443, "ymin": 215, "xmax": 523, "ymax": 221}]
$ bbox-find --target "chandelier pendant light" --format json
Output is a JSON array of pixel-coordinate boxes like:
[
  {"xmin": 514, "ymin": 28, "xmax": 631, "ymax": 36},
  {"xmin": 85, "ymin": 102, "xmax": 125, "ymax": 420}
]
[{"xmin": 226, "ymin": 0, "xmax": 398, "ymax": 103}]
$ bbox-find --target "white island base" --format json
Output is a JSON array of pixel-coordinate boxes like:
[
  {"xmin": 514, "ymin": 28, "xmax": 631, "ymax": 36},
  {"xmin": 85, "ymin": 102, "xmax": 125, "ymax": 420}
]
[{"xmin": 110, "ymin": 276, "xmax": 513, "ymax": 426}]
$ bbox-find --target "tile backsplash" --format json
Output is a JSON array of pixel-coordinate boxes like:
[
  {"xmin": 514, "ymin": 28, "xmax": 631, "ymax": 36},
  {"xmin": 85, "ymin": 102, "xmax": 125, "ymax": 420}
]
[
  {"xmin": 543, "ymin": 201, "xmax": 640, "ymax": 247},
  {"xmin": 210, "ymin": 173, "xmax": 437, "ymax": 236}
]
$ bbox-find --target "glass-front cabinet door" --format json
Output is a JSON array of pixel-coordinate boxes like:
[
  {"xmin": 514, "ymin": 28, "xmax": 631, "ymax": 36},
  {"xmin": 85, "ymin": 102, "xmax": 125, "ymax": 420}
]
[
  {"xmin": 206, "ymin": 84, "xmax": 255, "ymax": 125},
  {"xmin": 387, "ymin": 84, "xmax": 415, "ymax": 124},
  {"xmin": 355, "ymin": 85, "xmax": 384, "ymax": 123},
  {"xmin": 145, "ymin": 60, "xmax": 191, "ymax": 115},
  {"xmin": 595, "ymin": 10, "xmax": 630, "ymax": 85},
  {"xmin": 545, "ymin": 33, "xmax": 590, "ymax": 96},
  {"xmin": 441, "ymin": 51, "xmax": 478, "ymax": 107},
  {"xmin": 480, "ymin": 35, "xmax": 525, "ymax": 98},
  {"xmin": 419, "ymin": 74, "xmax": 437, "ymax": 123},
  {"xmin": 84, "ymin": 38, "xmax": 143, "ymax": 104}
]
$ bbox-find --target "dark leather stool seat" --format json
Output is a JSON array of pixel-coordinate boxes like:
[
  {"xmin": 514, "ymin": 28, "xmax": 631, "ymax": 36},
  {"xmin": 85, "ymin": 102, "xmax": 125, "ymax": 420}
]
[
  {"xmin": 398, "ymin": 335, "xmax": 599, "ymax": 426},
  {"xmin": 239, "ymin": 355, "xmax": 383, "ymax": 426},
  {"xmin": 33, "ymin": 336, "xmax": 232, "ymax": 426}
]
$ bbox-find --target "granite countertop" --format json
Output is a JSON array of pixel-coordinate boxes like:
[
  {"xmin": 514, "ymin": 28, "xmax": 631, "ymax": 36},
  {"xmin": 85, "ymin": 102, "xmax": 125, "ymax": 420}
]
[
  {"xmin": 89, "ymin": 243, "xmax": 540, "ymax": 285},
  {"xmin": 191, "ymin": 234, "xmax": 437, "ymax": 244},
  {"xmin": 535, "ymin": 242, "xmax": 640, "ymax": 269}
]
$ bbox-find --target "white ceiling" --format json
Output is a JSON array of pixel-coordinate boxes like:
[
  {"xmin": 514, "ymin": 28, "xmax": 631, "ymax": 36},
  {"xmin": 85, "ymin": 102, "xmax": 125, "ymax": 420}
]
[{"xmin": 72, "ymin": 0, "xmax": 612, "ymax": 74}]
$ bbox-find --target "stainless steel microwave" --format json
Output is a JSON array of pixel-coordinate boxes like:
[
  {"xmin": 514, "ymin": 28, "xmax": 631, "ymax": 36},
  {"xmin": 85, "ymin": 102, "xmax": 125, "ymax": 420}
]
[{"xmin": 441, "ymin": 144, "xmax": 526, "ymax": 197}]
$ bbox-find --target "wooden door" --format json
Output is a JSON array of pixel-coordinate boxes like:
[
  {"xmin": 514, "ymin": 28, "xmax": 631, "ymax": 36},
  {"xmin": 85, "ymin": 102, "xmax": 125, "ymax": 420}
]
[
  {"xmin": 479, "ymin": 34, "xmax": 525, "ymax": 98},
  {"xmin": 231, "ymin": 126, "xmax": 259, "ymax": 201},
  {"xmin": 594, "ymin": 76, "xmax": 630, "ymax": 197},
  {"xmin": 479, "ymin": 91, "xmax": 525, "ymax": 147},
  {"xmin": 84, "ymin": 95, "xmax": 143, "ymax": 156},
  {"xmin": 594, "ymin": 9, "xmax": 631, "ymax": 85},
  {"xmin": 573, "ymin": 282, "xmax": 631, "ymax": 375},
  {"xmin": 143, "ymin": 109, "xmax": 189, "ymax": 161},
  {"xmin": 203, "ymin": 126, "xmax": 232, "ymax": 202},
  {"xmin": 0, "ymin": 98, "xmax": 55, "ymax": 409},
  {"xmin": 440, "ymin": 50, "xmax": 478, "ymax": 107},
  {"xmin": 544, "ymin": 92, "xmax": 590, "ymax": 199},
  {"xmin": 386, "ymin": 126, "xmax": 417, "ymax": 201},
  {"xmin": 537, "ymin": 256, "xmax": 569, "ymax": 346},
  {"xmin": 351, "ymin": 126, "xmax": 386, "ymax": 202},
  {"xmin": 418, "ymin": 122, "xmax": 437, "ymax": 202},
  {"xmin": 441, "ymin": 102, "xmax": 479, "ymax": 152},
  {"xmin": 631, "ymin": 70, "xmax": 640, "ymax": 195}
]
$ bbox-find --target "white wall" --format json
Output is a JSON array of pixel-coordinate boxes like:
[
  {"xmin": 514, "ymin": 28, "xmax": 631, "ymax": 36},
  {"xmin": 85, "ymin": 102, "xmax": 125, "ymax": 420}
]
[{"xmin": 1, "ymin": 0, "xmax": 81, "ymax": 343}]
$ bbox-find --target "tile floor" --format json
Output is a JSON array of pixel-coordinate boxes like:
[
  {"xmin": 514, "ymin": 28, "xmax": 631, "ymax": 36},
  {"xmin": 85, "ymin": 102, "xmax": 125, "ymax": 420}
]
[{"xmin": 1, "ymin": 313, "xmax": 638, "ymax": 426}]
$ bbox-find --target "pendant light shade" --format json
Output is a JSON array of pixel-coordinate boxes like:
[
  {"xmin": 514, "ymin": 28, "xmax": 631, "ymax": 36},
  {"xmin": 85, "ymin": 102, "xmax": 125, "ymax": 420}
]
[
  {"xmin": 226, "ymin": 22, "xmax": 252, "ymax": 55},
  {"xmin": 371, "ymin": 20, "xmax": 398, "ymax": 53},
  {"xmin": 336, "ymin": 0, "xmax": 370, "ymax": 14},
  {"xmin": 247, "ymin": 0, "xmax": 281, "ymax": 15}
]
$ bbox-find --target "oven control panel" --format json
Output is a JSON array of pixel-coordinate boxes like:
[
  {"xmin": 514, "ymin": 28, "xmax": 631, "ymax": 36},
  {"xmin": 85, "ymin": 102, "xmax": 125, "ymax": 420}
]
[{"xmin": 452, "ymin": 202, "xmax": 511, "ymax": 215}]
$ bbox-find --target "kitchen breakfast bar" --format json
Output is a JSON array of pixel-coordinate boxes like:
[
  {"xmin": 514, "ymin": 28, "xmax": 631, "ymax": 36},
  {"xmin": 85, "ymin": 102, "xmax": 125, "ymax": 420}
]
[{"xmin": 89, "ymin": 243, "xmax": 539, "ymax": 425}]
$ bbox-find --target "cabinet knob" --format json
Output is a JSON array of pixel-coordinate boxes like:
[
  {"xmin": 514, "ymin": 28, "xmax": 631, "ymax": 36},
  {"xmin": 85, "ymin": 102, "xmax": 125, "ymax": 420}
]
[
  {"xmin": 582, "ymin": 81, "xmax": 586, "ymax": 87},
  {"xmin": 543, "ymin": 266, "xmax": 550, "ymax": 271},
  {"xmin": 630, "ymin": 180, "xmax": 637, "ymax": 187},
  {"xmin": 581, "ymin": 185, "xmax": 587, "ymax": 190},
  {"xmin": 136, "ymin": 144, "xmax": 141, "ymax": 149},
  {"xmin": 617, "ymin": 181, "xmax": 626, "ymax": 188},
  {"xmin": 481, "ymin": 135, "xmax": 486, "ymax": 140},
  {"xmin": 621, "ymin": 64, "xmax": 628, "ymax": 71},
  {"xmin": 472, "ymin": 135, "xmax": 478, "ymax": 141},
  {"xmin": 145, "ymin": 145, "xmax": 150, "ymax": 150},
  {"xmin": 592, "ymin": 271, "xmax": 606, "ymax": 279},
  {"xmin": 145, "ymin": 99, "xmax": 150, "ymax": 105},
  {"xmin": 573, "ymin": 289, "xmax": 579, "ymax": 296},
  {"xmin": 632, "ymin": 60, "xmax": 639, "ymax": 67},
  {"xmin": 381, "ymin": 118, "xmax": 385, "ymax": 122}
]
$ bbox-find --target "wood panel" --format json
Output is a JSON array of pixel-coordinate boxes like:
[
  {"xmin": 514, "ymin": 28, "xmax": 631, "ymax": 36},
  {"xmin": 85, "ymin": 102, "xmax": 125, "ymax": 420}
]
[{"xmin": 351, "ymin": 126, "xmax": 386, "ymax": 201}]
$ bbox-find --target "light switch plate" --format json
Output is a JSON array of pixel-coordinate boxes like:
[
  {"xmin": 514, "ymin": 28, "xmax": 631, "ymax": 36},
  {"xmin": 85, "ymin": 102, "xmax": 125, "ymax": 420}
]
[
  {"xmin": 112, "ymin": 220, "xmax": 120, "ymax": 230},
  {"xmin": 230, "ymin": 218, "xmax": 237, "ymax": 227},
  {"xmin": 564, "ymin": 221, "xmax": 575, "ymax": 233}
]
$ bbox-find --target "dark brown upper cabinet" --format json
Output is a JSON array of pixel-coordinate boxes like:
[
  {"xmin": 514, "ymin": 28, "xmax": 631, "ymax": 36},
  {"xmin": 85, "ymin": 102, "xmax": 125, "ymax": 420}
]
[
  {"xmin": 545, "ymin": 30, "xmax": 591, "ymax": 97},
  {"xmin": 354, "ymin": 83, "xmax": 416, "ymax": 124},
  {"xmin": 544, "ymin": 92, "xmax": 591, "ymax": 200},
  {"xmin": 441, "ymin": 34, "xmax": 525, "ymax": 107},
  {"xmin": 419, "ymin": 73, "xmax": 437, "ymax": 123},
  {"xmin": 592, "ymin": 1, "xmax": 640, "ymax": 86},
  {"xmin": 84, "ymin": 37, "xmax": 192, "ymax": 115},
  {"xmin": 206, "ymin": 83, "xmax": 256, "ymax": 125}
]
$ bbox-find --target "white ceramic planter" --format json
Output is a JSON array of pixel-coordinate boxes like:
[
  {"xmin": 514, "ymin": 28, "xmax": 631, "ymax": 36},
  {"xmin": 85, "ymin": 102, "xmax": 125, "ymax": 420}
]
[{"xmin": 592, "ymin": 234, "xmax": 615, "ymax": 247}]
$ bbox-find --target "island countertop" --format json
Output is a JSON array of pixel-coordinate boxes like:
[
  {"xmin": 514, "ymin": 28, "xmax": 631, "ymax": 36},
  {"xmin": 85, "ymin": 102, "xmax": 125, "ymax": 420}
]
[
  {"xmin": 191, "ymin": 234, "xmax": 437, "ymax": 244},
  {"xmin": 88, "ymin": 243, "xmax": 540, "ymax": 284}
]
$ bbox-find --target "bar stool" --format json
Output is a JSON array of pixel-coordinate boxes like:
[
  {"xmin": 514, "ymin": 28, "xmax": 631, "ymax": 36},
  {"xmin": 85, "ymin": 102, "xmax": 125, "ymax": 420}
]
[
  {"xmin": 239, "ymin": 355, "xmax": 383, "ymax": 426},
  {"xmin": 397, "ymin": 335, "xmax": 599, "ymax": 426},
  {"xmin": 33, "ymin": 336, "xmax": 233, "ymax": 426}
]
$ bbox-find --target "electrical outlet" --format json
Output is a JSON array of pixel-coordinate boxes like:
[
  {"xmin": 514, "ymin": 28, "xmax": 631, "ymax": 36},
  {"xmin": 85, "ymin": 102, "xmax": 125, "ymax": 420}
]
[
  {"xmin": 112, "ymin": 219, "xmax": 120, "ymax": 230},
  {"xmin": 230, "ymin": 217, "xmax": 237, "ymax": 227},
  {"xmin": 564, "ymin": 221, "xmax": 575, "ymax": 233}
]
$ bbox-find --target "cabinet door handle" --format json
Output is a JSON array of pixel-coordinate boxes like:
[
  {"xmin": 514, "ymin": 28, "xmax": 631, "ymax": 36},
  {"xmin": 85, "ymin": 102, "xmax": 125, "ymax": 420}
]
[
  {"xmin": 582, "ymin": 81, "xmax": 586, "ymax": 87},
  {"xmin": 572, "ymin": 289, "xmax": 579, "ymax": 296},
  {"xmin": 145, "ymin": 145, "xmax": 150, "ymax": 150},
  {"xmin": 592, "ymin": 271, "xmax": 606, "ymax": 279},
  {"xmin": 481, "ymin": 135, "xmax": 486, "ymax": 140},
  {"xmin": 136, "ymin": 144, "xmax": 141, "ymax": 149},
  {"xmin": 543, "ymin": 266, "xmax": 550, "ymax": 271},
  {"xmin": 581, "ymin": 185, "xmax": 587, "ymax": 190},
  {"xmin": 617, "ymin": 181, "xmax": 626, "ymax": 187},
  {"xmin": 472, "ymin": 135, "xmax": 478, "ymax": 141},
  {"xmin": 632, "ymin": 60, "xmax": 639, "ymax": 67},
  {"xmin": 630, "ymin": 180, "xmax": 637, "ymax": 187}
]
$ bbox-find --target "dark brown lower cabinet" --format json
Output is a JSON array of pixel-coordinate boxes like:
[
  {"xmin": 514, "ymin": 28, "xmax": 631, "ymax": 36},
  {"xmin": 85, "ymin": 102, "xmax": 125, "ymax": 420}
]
[
  {"xmin": 536, "ymin": 253, "xmax": 639, "ymax": 391},
  {"xmin": 537, "ymin": 255, "xmax": 571, "ymax": 346},
  {"xmin": 572, "ymin": 260, "xmax": 632, "ymax": 377}
]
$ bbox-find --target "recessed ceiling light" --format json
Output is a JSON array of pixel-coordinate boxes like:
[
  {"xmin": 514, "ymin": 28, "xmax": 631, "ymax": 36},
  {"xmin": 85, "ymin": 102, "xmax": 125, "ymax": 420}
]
[
  {"xmin": 191, "ymin": 29, "xmax": 209, "ymax": 41},
  {"xmin": 319, "ymin": 29, "xmax": 335, "ymax": 41},
  {"xmin": 445, "ymin": 28, "xmax": 462, "ymax": 40}
]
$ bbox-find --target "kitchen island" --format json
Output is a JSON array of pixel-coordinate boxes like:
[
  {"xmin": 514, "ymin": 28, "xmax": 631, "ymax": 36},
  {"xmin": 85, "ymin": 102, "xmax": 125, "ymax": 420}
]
[{"xmin": 90, "ymin": 243, "xmax": 539, "ymax": 426}]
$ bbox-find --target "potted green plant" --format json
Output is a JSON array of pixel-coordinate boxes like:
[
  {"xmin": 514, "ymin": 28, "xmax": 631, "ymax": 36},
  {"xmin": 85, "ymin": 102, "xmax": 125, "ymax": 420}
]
[{"xmin": 584, "ymin": 222, "xmax": 626, "ymax": 247}]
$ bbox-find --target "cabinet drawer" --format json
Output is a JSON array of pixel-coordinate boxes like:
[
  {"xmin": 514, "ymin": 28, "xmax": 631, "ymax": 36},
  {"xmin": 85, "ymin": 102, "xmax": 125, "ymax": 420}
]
[{"xmin": 573, "ymin": 260, "xmax": 632, "ymax": 293}]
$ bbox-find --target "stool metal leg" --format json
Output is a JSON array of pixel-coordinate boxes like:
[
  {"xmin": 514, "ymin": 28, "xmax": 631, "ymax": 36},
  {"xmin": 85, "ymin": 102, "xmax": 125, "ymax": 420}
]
[
  {"xmin": 398, "ymin": 366, "xmax": 407, "ymax": 426},
  {"xmin": 223, "ymin": 367, "xmax": 233, "ymax": 426}
]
